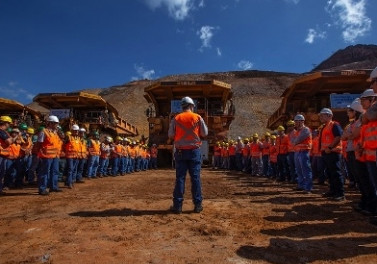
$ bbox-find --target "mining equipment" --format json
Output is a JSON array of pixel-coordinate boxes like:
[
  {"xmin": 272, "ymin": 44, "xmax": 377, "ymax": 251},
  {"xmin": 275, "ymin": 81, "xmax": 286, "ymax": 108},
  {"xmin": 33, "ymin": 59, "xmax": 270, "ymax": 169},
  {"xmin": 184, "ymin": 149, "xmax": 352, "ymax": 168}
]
[
  {"xmin": 33, "ymin": 92, "xmax": 138, "ymax": 137},
  {"xmin": 0, "ymin": 97, "xmax": 42, "ymax": 128},
  {"xmin": 144, "ymin": 80, "xmax": 234, "ymax": 166},
  {"xmin": 267, "ymin": 69, "xmax": 373, "ymax": 130}
]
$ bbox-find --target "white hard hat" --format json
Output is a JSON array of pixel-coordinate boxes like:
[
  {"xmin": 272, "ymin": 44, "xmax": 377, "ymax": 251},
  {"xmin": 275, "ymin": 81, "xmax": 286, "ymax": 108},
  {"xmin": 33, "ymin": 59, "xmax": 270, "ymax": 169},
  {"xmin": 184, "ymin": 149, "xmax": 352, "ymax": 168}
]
[
  {"xmin": 47, "ymin": 115, "xmax": 59, "ymax": 123},
  {"xmin": 319, "ymin": 108, "xmax": 333, "ymax": 116},
  {"xmin": 367, "ymin": 66, "xmax": 377, "ymax": 81},
  {"xmin": 79, "ymin": 128, "xmax": 86, "ymax": 132},
  {"xmin": 237, "ymin": 136, "xmax": 242, "ymax": 140},
  {"xmin": 72, "ymin": 124, "xmax": 80, "ymax": 131},
  {"xmin": 106, "ymin": 136, "xmax": 113, "ymax": 142},
  {"xmin": 294, "ymin": 114, "xmax": 305, "ymax": 121},
  {"xmin": 360, "ymin": 88, "xmax": 377, "ymax": 98},
  {"xmin": 348, "ymin": 98, "xmax": 364, "ymax": 113},
  {"xmin": 181, "ymin": 96, "xmax": 195, "ymax": 106}
]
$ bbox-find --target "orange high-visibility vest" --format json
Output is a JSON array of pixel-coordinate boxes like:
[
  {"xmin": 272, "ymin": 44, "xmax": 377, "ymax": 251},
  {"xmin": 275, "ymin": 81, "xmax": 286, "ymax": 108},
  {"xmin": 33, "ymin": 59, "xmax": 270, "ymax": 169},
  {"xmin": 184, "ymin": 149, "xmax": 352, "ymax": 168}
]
[
  {"xmin": 269, "ymin": 144, "xmax": 278, "ymax": 163},
  {"xmin": 311, "ymin": 137, "xmax": 321, "ymax": 157},
  {"xmin": 276, "ymin": 134, "xmax": 288, "ymax": 154},
  {"xmin": 262, "ymin": 141, "xmax": 270, "ymax": 155},
  {"xmin": 128, "ymin": 147, "xmax": 136, "ymax": 158},
  {"xmin": 112, "ymin": 144, "xmax": 123, "ymax": 158},
  {"xmin": 78, "ymin": 139, "xmax": 88, "ymax": 159},
  {"xmin": 65, "ymin": 135, "xmax": 80, "ymax": 159},
  {"xmin": 228, "ymin": 145, "xmax": 236, "ymax": 156},
  {"xmin": 173, "ymin": 112, "xmax": 202, "ymax": 149},
  {"xmin": 88, "ymin": 139, "xmax": 100, "ymax": 156},
  {"xmin": 38, "ymin": 129, "xmax": 61, "ymax": 159},
  {"xmin": 0, "ymin": 130, "xmax": 11, "ymax": 157},
  {"xmin": 363, "ymin": 120, "xmax": 377, "ymax": 162},
  {"xmin": 242, "ymin": 144, "xmax": 250, "ymax": 157},
  {"xmin": 250, "ymin": 142, "xmax": 262, "ymax": 157},
  {"xmin": 320, "ymin": 121, "xmax": 342, "ymax": 153},
  {"xmin": 287, "ymin": 130, "xmax": 296, "ymax": 152},
  {"xmin": 8, "ymin": 143, "xmax": 21, "ymax": 160},
  {"xmin": 294, "ymin": 128, "xmax": 312, "ymax": 152}
]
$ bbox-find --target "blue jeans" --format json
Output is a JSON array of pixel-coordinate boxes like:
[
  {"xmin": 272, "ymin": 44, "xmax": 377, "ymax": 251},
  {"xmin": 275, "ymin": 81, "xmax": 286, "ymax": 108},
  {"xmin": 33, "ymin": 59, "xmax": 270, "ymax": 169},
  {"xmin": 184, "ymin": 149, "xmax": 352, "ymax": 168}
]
[
  {"xmin": 28, "ymin": 155, "xmax": 40, "ymax": 183},
  {"xmin": 288, "ymin": 152, "xmax": 296, "ymax": 182},
  {"xmin": 66, "ymin": 158, "xmax": 79, "ymax": 185},
  {"xmin": 0, "ymin": 156, "xmax": 8, "ymax": 191},
  {"xmin": 173, "ymin": 148, "xmax": 202, "ymax": 207},
  {"xmin": 5, "ymin": 159, "xmax": 19, "ymax": 188},
  {"xmin": 38, "ymin": 158, "xmax": 59, "ymax": 192},
  {"xmin": 99, "ymin": 158, "xmax": 109, "ymax": 175},
  {"xmin": 235, "ymin": 153, "xmax": 243, "ymax": 171},
  {"xmin": 277, "ymin": 154, "xmax": 289, "ymax": 181},
  {"xmin": 322, "ymin": 152, "xmax": 344, "ymax": 197},
  {"xmin": 76, "ymin": 158, "xmax": 87, "ymax": 180},
  {"xmin": 150, "ymin": 157, "xmax": 157, "ymax": 169},
  {"xmin": 294, "ymin": 151, "xmax": 313, "ymax": 191},
  {"xmin": 262, "ymin": 155, "xmax": 270, "ymax": 176},
  {"xmin": 128, "ymin": 158, "xmax": 135, "ymax": 173},
  {"xmin": 112, "ymin": 157, "xmax": 120, "ymax": 176},
  {"xmin": 87, "ymin": 155, "xmax": 99, "ymax": 178},
  {"xmin": 311, "ymin": 155, "xmax": 325, "ymax": 183}
]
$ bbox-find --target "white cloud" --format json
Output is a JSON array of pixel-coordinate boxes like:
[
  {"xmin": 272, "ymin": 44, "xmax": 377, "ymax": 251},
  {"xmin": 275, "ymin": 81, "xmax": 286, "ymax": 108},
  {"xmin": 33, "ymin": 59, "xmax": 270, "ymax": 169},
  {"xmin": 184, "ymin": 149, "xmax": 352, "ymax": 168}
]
[
  {"xmin": 143, "ymin": 0, "xmax": 194, "ymax": 20},
  {"xmin": 197, "ymin": 25, "xmax": 216, "ymax": 51},
  {"xmin": 216, "ymin": 47, "xmax": 222, "ymax": 56},
  {"xmin": 326, "ymin": 0, "xmax": 371, "ymax": 42},
  {"xmin": 198, "ymin": 0, "xmax": 205, "ymax": 8},
  {"xmin": 131, "ymin": 64, "xmax": 156, "ymax": 80},
  {"xmin": 237, "ymin": 60, "xmax": 253, "ymax": 70},
  {"xmin": 0, "ymin": 83, "xmax": 35, "ymax": 101},
  {"xmin": 284, "ymin": 0, "xmax": 300, "ymax": 4},
  {"xmin": 305, "ymin": 28, "xmax": 327, "ymax": 44}
]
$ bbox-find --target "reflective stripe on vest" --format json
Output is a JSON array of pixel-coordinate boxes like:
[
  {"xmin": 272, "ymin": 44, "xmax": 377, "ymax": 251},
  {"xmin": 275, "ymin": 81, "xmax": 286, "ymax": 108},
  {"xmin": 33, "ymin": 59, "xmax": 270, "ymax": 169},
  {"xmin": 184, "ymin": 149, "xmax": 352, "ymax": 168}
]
[
  {"xmin": 39, "ymin": 129, "xmax": 60, "ymax": 159},
  {"xmin": 320, "ymin": 121, "xmax": 342, "ymax": 153},
  {"xmin": 174, "ymin": 112, "xmax": 202, "ymax": 149},
  {"xmin": 88, "ymin": 139, "xmax": 100, "ymax": 156}
]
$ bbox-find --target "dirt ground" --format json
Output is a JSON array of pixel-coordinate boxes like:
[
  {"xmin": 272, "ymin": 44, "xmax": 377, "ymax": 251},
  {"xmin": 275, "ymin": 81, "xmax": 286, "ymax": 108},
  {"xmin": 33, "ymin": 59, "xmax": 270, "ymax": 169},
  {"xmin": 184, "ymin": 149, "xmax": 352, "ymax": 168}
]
[{"xmin": 1, "ymin": 168, "xmax": 377, "ymax": 264}]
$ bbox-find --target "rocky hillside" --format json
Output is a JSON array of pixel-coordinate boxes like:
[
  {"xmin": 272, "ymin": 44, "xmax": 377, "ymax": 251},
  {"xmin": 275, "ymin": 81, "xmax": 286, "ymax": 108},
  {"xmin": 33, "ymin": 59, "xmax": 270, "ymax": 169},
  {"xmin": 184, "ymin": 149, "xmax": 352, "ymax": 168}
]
[{"xmin": 29, "ymin": 44, "xmax": 377, "ymax": 140}]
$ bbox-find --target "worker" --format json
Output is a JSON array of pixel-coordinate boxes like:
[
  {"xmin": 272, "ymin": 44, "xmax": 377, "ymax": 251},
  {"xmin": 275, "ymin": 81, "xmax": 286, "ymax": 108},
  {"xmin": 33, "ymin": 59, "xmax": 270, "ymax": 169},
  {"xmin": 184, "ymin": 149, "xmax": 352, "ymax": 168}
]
[
  {"xmin": 86, "ymin": 131, "xmax": 101, "ymax": 179},
  {"xmin": 310, "ymin": 129, "xmax": 325, "ymax": 185},
  {"xmin": 150, "ymin": 143, "xmax": 158, "ymax": 169},
  {"xmin": 4, "ymin": 129, "xmax": 22, "ymax": 189},
  {"xmin": 23, "ymin": 127, "xmax": 36, "ymax": 185},
  {"xmin": 168, "ymin": 96, "xmax": 208, "ymax": 214},
  {"xmin": 0, "ymin": 116, "xmax": 15, "ymax": 194},
  {"xmin": 276, "ymin": 125, "xmax": 289, "ymax": 182},
  {"xmin": 292, "ymin": 114, "xmax": 313, "ymax": 193},
  {"xmin": 64, "ymin": 124, "xmax": 80, "ymax": 188},
  {"xmin": 319, "ymin": 108, "xmax": 344, "ymax": 201},
  {"xmin": 261, "ymin": 133, "xmax": 271, "ymax": 177},
  {"xmin": 250, "ymin": 133, "xmax": 262, "ymax": 176},
  {"xmin": 228, "ymin": 140, "xmax": 236, "ymax": 170},
  {"xmin": 27, "ymin": 126, "xmax": 44, "ymax": 185},
  {"xmin": 98, "ymin": 136, "xmax": 113, "ymax": 177},
  {"xmin": 76, "ymin": 128, "xmax": 87, "ymax": 183},
  {"xmin": 242, "ymin": 138, "xmax": 250, "ymax": 173},
  {"xmin": 37, "ymin": 115, "xmax": 62, "ymax": 195},
  {"xmin": 269, "ymin": 135, "xmax": 278, "ymax": 179},
  {"xmin": 235, "ymin": 136, "xmax": 244, "ymax": 171},
  {"xmin": 111, "ymin": 136, "xmax": 123, "ymax": 176}
]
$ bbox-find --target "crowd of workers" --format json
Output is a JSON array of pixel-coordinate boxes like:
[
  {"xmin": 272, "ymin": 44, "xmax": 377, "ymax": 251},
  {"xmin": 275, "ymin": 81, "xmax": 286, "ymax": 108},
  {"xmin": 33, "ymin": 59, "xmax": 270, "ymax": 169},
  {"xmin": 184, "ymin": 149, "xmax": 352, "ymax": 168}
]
[
  {"xmin": 0, "ymin": 117, "xmax": 159, "ymax": 195},
  {"xmin": 212, "ymin": 67, "xmax": 377, "ymax": 225}
]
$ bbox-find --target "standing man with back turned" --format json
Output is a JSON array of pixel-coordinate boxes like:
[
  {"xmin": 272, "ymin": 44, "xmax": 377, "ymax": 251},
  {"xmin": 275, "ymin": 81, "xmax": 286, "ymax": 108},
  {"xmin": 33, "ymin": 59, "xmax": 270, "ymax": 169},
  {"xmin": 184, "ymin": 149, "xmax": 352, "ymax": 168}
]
[{"xmin": 168, "ymin": 96, "xmax": 208, "ymax": 214}]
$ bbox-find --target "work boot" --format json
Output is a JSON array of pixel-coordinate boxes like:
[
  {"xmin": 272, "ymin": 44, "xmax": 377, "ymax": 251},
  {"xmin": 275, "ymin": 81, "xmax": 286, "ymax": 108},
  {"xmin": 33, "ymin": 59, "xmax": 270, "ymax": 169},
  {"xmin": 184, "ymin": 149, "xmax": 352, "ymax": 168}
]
[
  {"xmin": 169, "ymin": 205, "xmax": 182, "ymax": 214},
  {"xmin": 193, "ymin": 204, "xmax": 203, "ymax": 213}
]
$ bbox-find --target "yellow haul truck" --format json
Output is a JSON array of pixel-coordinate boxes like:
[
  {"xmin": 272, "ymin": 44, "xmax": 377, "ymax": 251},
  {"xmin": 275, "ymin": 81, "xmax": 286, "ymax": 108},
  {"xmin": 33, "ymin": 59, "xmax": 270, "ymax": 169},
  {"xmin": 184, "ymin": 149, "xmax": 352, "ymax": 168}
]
[
  {"xmin": 33, "ymin": 92, "xmax": 138, "ymax": 137},
  {"xmin": 0, "ymin": 97, "xmax": 42, "ymax": 128},
  {"xmin": 267, "ymin": 69, "xmax": 373, "ymax": 130},
  {"xmin": 144, "ymin": 80, "xmax": 234, "ymax": 166}
]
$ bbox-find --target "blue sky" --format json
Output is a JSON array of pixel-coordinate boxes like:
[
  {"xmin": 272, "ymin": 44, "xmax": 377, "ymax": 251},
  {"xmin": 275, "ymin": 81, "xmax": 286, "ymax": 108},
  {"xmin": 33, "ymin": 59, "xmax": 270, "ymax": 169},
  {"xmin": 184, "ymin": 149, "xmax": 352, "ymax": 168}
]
[{"xmin": 0, "ymin": 0, "xmax": 376, "ymax": 104}]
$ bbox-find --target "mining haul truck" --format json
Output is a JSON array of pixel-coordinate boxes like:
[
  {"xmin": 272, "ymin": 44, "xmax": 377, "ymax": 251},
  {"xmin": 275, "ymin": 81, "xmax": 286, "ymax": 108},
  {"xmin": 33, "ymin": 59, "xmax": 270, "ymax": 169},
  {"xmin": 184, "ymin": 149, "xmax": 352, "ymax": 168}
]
[
  {"xmin": 0, "ymin": 97, "xmax": 42, "ymax": 128},
  {"xmin": 267, "ymin": 69, "xmax": 373, "ymax": 130},
  {"xmin": 144, "ymin": 80, "xmax": 234, "ymax": 166},
  {"xmin": 33, "ymin": 92, "xmax": 138, "ymax": 138}
]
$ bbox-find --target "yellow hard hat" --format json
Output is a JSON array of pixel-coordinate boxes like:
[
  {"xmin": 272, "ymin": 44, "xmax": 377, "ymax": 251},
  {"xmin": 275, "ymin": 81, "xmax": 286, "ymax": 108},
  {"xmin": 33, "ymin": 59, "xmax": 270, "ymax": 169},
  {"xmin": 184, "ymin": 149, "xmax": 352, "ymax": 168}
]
[
  {"xmin": 252, "ymin": 133, "xmax": 259, "ymax": 138},
  {"xmin": 244, "ymin": 138, "xmax": 249, "ymax": 142},
  {"xmin": 271, "ymin": 135, "xmax": 277, "ymax": 140},
  {"xmin": 116, "ymin": 136, "xmax": 123, "ymax": 141},
  {"xmin": 286, "ymin": 120, "xmax": 295, "ymax": 126},
  {"xmin": 265, "ymin": 132, "xmax": 271, "ymax": 137},
  {"xmin": 277, "ymin": 125, "xmax": 285, "ymax": 131},
  {"xmin": 0, "ymin": 116, "xmax": 12, "ymax": 123},
  {"xmin": 27, "ymin": 127, "xmax": 35, "ymax": 134},
  {"xmin": 65, "ymin": 131, "xmax": 72, "ymax": 136}
]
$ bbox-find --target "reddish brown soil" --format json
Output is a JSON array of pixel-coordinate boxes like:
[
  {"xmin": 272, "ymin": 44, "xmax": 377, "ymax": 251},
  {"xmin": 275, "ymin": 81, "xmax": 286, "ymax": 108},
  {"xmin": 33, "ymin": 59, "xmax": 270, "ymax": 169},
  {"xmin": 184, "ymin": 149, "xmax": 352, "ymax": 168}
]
[{"xmin": 1, "ymin": 169, "xmax": 377, "ymax": 264}]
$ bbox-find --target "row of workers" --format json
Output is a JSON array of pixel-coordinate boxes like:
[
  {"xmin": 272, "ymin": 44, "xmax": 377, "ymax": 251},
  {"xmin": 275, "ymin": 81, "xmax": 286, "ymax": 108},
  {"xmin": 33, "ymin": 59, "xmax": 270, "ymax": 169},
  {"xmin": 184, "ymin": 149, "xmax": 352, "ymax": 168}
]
[{"xmin": 0, "ymin": 115, "xmax": 159, "ymax": 195}]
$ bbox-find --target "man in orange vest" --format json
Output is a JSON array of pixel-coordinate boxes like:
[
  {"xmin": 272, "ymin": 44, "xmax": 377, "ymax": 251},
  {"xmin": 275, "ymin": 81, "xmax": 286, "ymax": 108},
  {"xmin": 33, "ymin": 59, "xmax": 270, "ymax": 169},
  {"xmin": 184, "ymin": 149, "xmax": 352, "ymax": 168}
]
[
  {"xmin": 150, "ymin": 143, "xmax": 158, "ymax": 169},
  {"xmin": 261, "ymin": 133, "xmax": 271, "ymax": 177},
  {"xmin": 64, "ymin": 124, "xmax": 80, "ymax": 188},
  {"xmin": 4, "ymin": 128, "xmax": 22, "ymax": 189},
  {"xmin": 269, "ymin": 135, "xmax": 278, "ymax": 179},
  {"xmin": 86, "ymin": 131, "xmax": 101, "ymax": 179},
  {"xmin": 310, "ymin": 129, "xmax": 325, "ymax": 185},
  {"xmin": 250, "ymin": 133, "xmax": 262, "ymax": 176},
  {"xmin": 76, "ymin": 128, "xmax": 87, "ymax": 182},
  {"xmin": 286, "ymin": 120, "xmax": 297, "ymax": 183},
  {"xmin": 168, "ymin": 96, "xmax": 208, "ymax": 214},
  {"xmin": 36, "ymin": 115, "xmax": 62, "ymax": 195},
  {"xmin": 292, "ymin": 114, "xmax": 313, "ymax": 193},
  {"xmin": 0, "ymin": 116, "xmax": 15, "ymax": 195},
  {"xmin": 319, "ymin": 108, "xmax": 344, "ymax": 201},
  {"xmin": 276, "ymin": 125, "xmax": 289, "ymax": 182}
]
